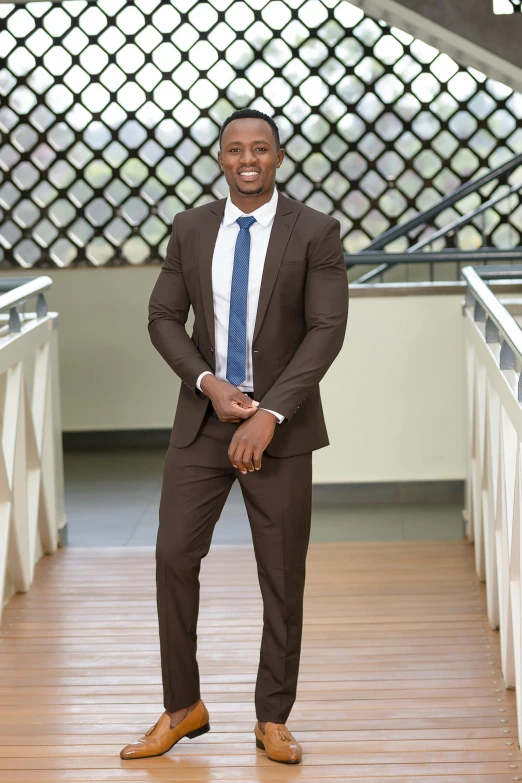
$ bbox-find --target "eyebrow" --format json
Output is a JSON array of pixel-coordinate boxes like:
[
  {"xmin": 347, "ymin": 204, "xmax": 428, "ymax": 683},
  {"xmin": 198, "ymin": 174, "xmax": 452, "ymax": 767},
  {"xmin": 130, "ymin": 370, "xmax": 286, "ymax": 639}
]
[{"xmin": 226, "ymin": 140, "xmax": 271, "ymax": 145}]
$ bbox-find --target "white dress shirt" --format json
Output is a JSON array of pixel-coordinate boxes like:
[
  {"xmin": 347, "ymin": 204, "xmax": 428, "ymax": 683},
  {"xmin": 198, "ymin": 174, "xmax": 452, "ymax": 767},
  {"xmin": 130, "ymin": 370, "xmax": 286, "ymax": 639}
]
[{"xmin": 196, "ymin": 187, "xmax": 284, "ymax": 423}]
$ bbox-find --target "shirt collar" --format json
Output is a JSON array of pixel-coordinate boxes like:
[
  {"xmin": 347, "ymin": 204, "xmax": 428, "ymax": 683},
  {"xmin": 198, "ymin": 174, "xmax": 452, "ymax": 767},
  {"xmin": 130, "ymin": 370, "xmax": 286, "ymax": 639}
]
[{"xmin": 223, "ymin": 188, "xmax": 279, "ymax": 228}]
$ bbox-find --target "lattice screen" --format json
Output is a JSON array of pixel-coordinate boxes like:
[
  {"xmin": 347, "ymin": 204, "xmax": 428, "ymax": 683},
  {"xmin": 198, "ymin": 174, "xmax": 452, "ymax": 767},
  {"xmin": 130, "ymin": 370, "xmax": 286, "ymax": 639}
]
[
  {"xmin": 493, "ymin": 0, "xmax": 522, "ymax": 13},
  {"xmin": 1, "ymin": 0, "xmax": 522, "ymax": 268}
]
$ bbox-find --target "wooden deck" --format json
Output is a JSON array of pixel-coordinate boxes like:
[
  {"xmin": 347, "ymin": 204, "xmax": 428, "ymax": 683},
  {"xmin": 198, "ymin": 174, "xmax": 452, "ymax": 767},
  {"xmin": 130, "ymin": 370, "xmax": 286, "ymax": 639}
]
[{"xmin": 0, "ymin": 540, "xmax": 520, "ymax": 782}]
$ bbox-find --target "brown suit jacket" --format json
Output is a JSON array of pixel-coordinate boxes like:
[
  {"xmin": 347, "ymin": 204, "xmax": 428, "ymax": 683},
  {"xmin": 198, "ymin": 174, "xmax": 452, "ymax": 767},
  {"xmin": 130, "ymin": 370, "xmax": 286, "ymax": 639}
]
[{"xmin": 148, "ymin": 190, "xmax": 349, "ymax": 458}]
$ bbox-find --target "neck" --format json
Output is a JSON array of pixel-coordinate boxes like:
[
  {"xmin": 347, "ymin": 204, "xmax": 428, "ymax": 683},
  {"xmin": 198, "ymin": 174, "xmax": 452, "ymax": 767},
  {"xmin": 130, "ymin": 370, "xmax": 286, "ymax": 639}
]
[{"xmin": 229, "ymin": 187, "xmax": 275, "ymax": 214}]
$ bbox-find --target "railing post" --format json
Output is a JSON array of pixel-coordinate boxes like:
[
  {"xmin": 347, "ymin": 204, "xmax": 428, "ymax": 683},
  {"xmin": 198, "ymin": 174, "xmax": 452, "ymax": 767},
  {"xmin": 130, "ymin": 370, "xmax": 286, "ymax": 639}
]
[
  {"xmin": 486, "ymin": 317, "xmax": 499, "ymax": 343},
  {"xmin": 8, "ymin": 308, "xmax": 21, "ymax": 334},
  {"xmin": 500, "ymin": 340, "xmax": 516, "ymax": 370}
]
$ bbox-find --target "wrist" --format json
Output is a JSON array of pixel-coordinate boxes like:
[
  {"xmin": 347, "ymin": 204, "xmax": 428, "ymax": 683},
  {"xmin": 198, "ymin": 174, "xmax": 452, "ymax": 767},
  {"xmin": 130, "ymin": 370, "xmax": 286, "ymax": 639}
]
[
  {"xmin": 200, "ymin": 374, "xmax": 220, "ymax": 396},
  {"xmin": 257, "ymin": 409, "xmax": 277, "ymax": 425}
]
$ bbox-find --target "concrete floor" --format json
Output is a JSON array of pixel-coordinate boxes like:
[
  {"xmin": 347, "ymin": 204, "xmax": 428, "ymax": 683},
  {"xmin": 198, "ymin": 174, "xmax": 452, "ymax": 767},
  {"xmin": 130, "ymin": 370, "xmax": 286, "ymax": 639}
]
[{"xmin": 63, "ymin": 449, "xmax": 465, "ymax": 547}]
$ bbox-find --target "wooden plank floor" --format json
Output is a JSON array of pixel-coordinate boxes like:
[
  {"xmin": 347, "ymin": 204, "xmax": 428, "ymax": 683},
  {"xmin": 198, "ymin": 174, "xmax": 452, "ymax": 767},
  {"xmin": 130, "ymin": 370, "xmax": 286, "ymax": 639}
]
[{"xmin": 0, "ymin": 540, "xmax": 520, "ymax": 782}]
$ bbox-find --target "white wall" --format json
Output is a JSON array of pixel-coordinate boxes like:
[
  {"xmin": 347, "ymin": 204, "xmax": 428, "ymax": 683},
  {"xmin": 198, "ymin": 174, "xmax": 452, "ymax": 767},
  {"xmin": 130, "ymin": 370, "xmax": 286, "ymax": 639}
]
[
  {"xmin": 1, "ymin": 269, "xmax": 467, "ymax": 483},
  {"xmin": 315, "ymin": 291, "xmax": 466, "ymax": 483},
  {"xmin": 2, "ymin": 267, "xmax": 178, "ymax": 431}
]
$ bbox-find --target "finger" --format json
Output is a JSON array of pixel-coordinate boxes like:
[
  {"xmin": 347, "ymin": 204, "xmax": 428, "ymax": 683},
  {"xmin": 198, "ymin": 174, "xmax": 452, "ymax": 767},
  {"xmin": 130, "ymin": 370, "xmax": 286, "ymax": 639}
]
[
  {"xmin": 241, "ymin": 446, "xmax": 255, "ymax": 473},
  {"xmin": 220, "ymin": 409, "xmax": 242, "ymax": 422},
  {"xmin": 253, "ymin": 447, "xmax": 262, "ymax": 471},
  {"xmin": 232, "ymin": 405, "xmax": 258, "ymax": 420},
  {"xmin": 233, "ymin": 443, "xmax": 246, "ymax": 473},
  {"xmin": 230, "ymin": 396, "xmax": 259, "ymax": 413},
  {"xmin": 227, "ymin": 403, "xmax": 250, "ymax": 419},
  {"xmin": 235, "ymin": 393, "xmax": 258, "ymax": 410},
  {"xmin": 228, "ymin": 438, "xmax": 239, "ymax": 468},
  {"xmin": 235, "ymin": 443, "xmax": 250, "ymax": 474}
]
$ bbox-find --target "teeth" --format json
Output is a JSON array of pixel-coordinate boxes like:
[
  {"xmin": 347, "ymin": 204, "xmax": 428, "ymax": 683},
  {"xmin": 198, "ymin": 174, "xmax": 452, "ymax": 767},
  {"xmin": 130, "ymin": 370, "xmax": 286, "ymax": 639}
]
[{"xmin": 240, "ymin": 172, "xmax": 258, "ymax": 176}]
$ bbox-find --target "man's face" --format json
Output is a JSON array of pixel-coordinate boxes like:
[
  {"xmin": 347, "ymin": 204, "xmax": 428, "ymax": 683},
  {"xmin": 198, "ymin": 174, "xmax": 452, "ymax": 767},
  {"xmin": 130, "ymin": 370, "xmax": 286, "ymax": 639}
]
[{"xmin": 218, "ymin": 118, "xmax": 285, "ymax": 197}]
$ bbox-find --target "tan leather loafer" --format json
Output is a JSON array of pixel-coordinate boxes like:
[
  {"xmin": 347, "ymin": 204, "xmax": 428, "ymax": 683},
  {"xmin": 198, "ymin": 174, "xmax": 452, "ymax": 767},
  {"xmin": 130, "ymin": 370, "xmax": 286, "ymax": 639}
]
[
  {"xmin": 120, "ymin": 700, "xmax": 210, "ymax": 759},
  {"xmin": 255, "ymin": 720, "xmax": 302, "ymax": 763}
]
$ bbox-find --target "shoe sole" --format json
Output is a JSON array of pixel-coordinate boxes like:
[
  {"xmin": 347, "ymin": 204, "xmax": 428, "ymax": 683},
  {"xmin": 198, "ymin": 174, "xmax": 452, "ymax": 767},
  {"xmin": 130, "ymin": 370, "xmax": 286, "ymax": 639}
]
[
  {"xmin": 187, "ymin": 723, "xmax": 211, "ymax": 739},
  {"xmin": 255, "ymin": 737, "xmax": 301, "ymax": 764},
  {"xmin": 121, "ymin": 723, "xmax": 211, "ymax": 759}
]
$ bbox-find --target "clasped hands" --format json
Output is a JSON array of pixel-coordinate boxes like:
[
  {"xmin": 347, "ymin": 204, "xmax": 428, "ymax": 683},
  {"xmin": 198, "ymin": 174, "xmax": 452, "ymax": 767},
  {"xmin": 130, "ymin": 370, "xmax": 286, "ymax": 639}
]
[{"xmin": 200, "ymin": 375, "xmax": 276, "ymax": 474}]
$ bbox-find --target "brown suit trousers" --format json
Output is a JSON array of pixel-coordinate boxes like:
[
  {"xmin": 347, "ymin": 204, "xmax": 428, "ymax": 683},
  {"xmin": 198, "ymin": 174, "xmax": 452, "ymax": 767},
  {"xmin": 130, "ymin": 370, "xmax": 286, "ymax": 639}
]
[
  {"xmin": 157, "ymin": 405, "xmax": 312, "ymax": 723},
  {"xmin": 150, "ymin": 191, "xmax": 348, "ymax": 723}
]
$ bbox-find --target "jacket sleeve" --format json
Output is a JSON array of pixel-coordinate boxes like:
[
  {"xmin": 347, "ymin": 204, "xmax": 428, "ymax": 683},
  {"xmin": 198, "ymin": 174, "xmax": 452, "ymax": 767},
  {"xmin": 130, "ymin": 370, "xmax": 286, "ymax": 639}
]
[
  {"xmin": 258, "ymin": 218, "xmax": 348, "ymax": 421},
  {"xmin": 148, "ymin": 213, "xmax": 212, "ymax": 394}
]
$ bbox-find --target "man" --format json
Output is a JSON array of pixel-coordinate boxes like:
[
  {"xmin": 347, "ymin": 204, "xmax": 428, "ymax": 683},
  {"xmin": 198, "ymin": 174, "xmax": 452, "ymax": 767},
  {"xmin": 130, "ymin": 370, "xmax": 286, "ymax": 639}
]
[{"xmin": 120, "ymin": 108, "xmax": 348, "ymax": 764}]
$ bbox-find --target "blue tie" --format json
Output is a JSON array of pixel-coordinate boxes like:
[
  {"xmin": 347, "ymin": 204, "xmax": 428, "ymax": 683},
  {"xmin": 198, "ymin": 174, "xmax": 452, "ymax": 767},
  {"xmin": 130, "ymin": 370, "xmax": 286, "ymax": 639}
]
[{"xmin": 226, "ymin": 215, "xmax": 256, "ymax": 386}]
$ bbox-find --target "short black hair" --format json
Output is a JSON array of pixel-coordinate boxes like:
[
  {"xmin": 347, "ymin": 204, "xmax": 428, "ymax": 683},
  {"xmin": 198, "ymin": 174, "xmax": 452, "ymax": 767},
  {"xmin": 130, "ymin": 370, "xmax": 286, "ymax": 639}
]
[{"xmin": 219, "ymin": 108, "xmax": 280, "ymax": 150}]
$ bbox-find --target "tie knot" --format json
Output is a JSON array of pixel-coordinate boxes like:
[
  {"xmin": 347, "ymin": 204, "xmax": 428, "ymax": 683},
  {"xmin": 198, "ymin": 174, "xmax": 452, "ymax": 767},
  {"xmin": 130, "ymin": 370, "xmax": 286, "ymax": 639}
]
[{"xmin": 237, "ymin": 215, "xmax": 256, "ymax": 231}]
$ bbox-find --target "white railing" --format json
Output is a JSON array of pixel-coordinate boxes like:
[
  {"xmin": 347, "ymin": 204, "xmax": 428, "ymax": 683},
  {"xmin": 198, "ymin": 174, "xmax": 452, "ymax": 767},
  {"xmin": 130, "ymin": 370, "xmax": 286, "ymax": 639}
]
[
  {"xmin": 0, "ymin": 277, "xmax": 66, "ymax": 620},
  {"xmin": 463, "ymin": 265, "xmax": 522, "ymax": 746}
]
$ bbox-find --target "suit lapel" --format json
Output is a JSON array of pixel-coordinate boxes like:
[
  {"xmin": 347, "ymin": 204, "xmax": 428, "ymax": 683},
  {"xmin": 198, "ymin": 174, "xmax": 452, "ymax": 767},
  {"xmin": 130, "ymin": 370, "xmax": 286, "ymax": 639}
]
[
  {"xmin": 253, "ymin": 192, "xmax": 299, "ymax": 342},
  {"xmin": 198, "ymin": 198, "xmax": 225, "ymax": 349}
]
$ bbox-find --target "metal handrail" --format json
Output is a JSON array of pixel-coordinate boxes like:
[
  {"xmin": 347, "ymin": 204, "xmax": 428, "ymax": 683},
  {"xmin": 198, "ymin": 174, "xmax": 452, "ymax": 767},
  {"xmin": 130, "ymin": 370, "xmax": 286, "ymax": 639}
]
[
  {"xmin": 465, "ymin": 264, "xmax": 522, "ymax": 280},
  {"xmin": 352, "ymin": 151, "xmax": 522, "ymax": 284},
  {"xmin": 407, "ymin": 182, "xmax": 522, "ymax": 254},
  {"xmin": 364, "ymin": 151, "xmax": 522, "ymax": 252},
  {"xmin": 348, "ymin": 246, "xmax": 522, "ymax": 283},
  {"xmin": 0, "ymin": 277, "xmax": 53, "ymax": 310},
  {"xmin": 345, "ymin": 247, "xmax": 522, "ymax": 267}
]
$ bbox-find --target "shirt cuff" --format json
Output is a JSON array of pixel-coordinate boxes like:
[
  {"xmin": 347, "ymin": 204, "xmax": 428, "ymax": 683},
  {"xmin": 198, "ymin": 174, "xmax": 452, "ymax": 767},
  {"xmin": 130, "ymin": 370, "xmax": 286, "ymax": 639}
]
[
  {"xmin": 196, "ymin": 371, "xmax": 213, "ymax": 392},
  {"xmin": 260, "ymin": 408, "xmax": 285, "ymax": 424}
]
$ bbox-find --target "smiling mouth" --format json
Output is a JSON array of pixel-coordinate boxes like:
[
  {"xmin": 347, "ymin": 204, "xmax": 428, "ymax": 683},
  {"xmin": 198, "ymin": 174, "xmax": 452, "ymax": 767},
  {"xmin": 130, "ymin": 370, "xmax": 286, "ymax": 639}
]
[{"xmin": 238, "ymin": 171, "xmax": 260, "ymax": 180}]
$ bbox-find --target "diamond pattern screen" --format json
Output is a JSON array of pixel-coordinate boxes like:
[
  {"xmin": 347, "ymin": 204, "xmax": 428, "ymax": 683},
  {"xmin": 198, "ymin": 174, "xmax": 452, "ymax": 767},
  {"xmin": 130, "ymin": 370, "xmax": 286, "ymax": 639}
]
[
  {"xmin": 493, "ymin": 0, "xmax": 522, "ymax": 13},
  {"xmin": 1, "ymin": 0, "xmax": 522, "ymax": 268}
]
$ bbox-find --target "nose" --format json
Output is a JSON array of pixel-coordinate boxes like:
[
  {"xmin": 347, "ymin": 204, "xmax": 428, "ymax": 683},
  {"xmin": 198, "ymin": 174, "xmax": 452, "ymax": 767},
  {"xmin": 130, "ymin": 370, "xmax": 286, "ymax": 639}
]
[{"xmin": 239, "ymin": 149, "xmax": 258, "ymax": 167}]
